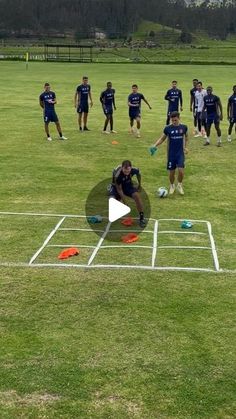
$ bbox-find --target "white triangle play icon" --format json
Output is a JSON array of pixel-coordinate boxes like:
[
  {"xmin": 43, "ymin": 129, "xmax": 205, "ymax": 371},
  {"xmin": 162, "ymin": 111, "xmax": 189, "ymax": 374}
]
[{"xmin": 108, "ymin": 197, "xmax": 131, "ymax": 223}]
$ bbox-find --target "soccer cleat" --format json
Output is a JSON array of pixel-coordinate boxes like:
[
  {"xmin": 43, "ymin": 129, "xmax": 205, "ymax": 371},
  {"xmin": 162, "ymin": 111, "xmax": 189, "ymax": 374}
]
[
  {"xmin": 102, "ymin": 130, "xmax": 110, "ymax": 134},
  {"xmin": 83, "ymin": 126, "xmax": 90, "ymax": 131},
  {"xmin": 217, "ymin": 141, "xmax": 222, "ymax": 147},
  {"xmin": 59, "ymin": 135, "xmax": 67, "ymax": 140},
  {"xmin": 204, "ymin": 140, "xmax": 210, "ymax": 146},
  {"xmin": 47, "ymin": 137, "xmax": 52, "ymax": 141},
  {"xmin": 139, "ymin": 218, "xmax": 146, "ymax": 228},
  {"xmin": 136, "ymin": 130, "xmax": 141, "ymax": 138},
  {"xmin": 194, "ymin": 132, "xmax": 201, "ymax": 138},
  {"xmin": 111, "ymin": 130, "xmax": 117, "ymax": 134},
  {"xmin": 169, "ymin": 184, "xmax": 175, "ymax": 195},
  {"xmin": 227, "ymin": 136, "xmax": 232, "ymax": 142},
  {"xmin": 177, "ymin": 183, "xmax": 184, "ymax": 195}
]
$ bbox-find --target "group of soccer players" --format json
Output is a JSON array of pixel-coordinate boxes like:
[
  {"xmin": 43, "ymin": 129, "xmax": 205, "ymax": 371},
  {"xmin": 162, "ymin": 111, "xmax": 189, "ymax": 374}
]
[{"xmin": 39, "ymin": 77, "xmax": 236, "ymax": 226}]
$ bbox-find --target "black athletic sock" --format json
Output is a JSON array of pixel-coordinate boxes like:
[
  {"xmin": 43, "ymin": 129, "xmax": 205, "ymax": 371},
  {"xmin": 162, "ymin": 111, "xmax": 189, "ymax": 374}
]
[
  {"xmin": 59, "ymin": 132, "xmax": 62, "ymax": 137},
  {"xmin": 139, "ymin": 212, "xmax": 144, "ymax": 220}
]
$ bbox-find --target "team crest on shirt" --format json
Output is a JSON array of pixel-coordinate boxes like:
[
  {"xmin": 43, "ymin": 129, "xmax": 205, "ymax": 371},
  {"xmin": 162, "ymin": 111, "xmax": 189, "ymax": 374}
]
[{"xmin": 179, "ymin": 129, "xmax": 183, "ymax": 134}]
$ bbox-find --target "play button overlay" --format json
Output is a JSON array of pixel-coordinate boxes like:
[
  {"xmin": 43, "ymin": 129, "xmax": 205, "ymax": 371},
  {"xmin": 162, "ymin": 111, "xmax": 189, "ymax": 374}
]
[
  {"xmin": 109, "ymin": 198, "xmax": 130, "ymax": 222},
  {"xmin": 85, "ymin": 177, "xmax": 151, "ymax": 241}
]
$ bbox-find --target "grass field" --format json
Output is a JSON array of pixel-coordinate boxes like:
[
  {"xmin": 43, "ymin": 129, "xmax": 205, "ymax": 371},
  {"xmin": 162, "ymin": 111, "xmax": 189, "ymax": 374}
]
[{"xmin": 0, "ymin": 61, "xmax": 236, "ymax": 418}]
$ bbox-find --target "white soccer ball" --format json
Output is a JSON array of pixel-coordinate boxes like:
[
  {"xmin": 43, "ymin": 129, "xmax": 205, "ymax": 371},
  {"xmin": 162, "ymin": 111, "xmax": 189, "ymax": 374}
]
[{"xmin": 157, "ymin": 186, "xmax": 168, "ymax": 198}]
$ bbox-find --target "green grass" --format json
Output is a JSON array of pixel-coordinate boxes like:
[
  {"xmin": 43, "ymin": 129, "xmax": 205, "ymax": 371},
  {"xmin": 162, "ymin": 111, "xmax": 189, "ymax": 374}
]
[{"xmin": 0, "ymin": 61, "xmax": 236, "ymax": 418}]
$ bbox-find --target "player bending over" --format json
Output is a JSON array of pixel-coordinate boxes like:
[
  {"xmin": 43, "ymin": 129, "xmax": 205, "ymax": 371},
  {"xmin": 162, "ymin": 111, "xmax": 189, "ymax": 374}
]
[
  {"xmin": 227, "ymin": 85, "xmax": 236, "ymax": 142},
  {"xmin": 203, "ymin": 86, "xmax": 223, "ymax": 147},
  {"xmin": 128, "ymin": 84, "xmax": 151, "ymax": 138},
  {"xmin": 150, "ymin": 111, "xmax": 188, "ymax": 196},
  {"xmin": 74, "ymin": 76, "xmax": 93, "ymax": 131},
  {"xmin": 39, "ymin": 83, "xmax": 67, "ymax": 141},
  {"xmin": 109, "ymin": 160, "xmax": 146, "ymax": 227},
  {"xmin": 100, "ymin": 82, "xmax": 117, "ymax": 134}
]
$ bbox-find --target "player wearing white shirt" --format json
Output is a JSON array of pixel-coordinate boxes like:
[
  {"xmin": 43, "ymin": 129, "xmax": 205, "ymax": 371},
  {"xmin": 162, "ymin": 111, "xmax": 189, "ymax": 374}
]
[{"xmin": 194, "ymin": 81, "xmax": 207, "ymax": 138}]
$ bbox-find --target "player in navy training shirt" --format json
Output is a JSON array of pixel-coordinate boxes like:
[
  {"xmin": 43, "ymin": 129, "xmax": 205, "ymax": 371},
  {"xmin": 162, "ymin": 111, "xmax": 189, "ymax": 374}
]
[
  {"xmin": 39, "ymin": 83, "xmax": 67, "ymax": 141},
  {"xmin": 100, "ymin": 82, "xmax": 116, "ymax": 134},
  {"xmin": 151, "ymin": 111, "xmax": 188, "ymax": 196},
  {"xmin": 109, "ymin": 160, "xmax": 146, "ymax": 227},
  {"xmin": 74, "ymin": 76, "xmax": 93, "ymax": 131},
  {"xmin": 203, "ymin": 86, "xmax": 223, "ymax": 147},
  {"xmin": 128, "ymin": 84, "xmax": 151, "ymax": 138},
  {"xmin": 227, "ymin": 85, "xmax": 236, "ymax": 142},
  {"xmin": 165, "ymin": 81, "xmax": 183, "ymax": 125},
  {"xmin": 190, "ymin": 78, "xmax": 198, "ymax": 135}
]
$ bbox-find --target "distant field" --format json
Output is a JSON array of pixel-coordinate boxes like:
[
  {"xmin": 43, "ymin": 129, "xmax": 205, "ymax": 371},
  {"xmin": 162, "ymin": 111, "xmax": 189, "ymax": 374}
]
[{"xmin": 0, "ymin": 61, "xmax": 236, "ymax": 418}]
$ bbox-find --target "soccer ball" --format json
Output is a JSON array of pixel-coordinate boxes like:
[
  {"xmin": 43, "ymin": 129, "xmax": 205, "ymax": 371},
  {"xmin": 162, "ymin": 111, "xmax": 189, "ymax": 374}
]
[{"xmin": 157, "ymin": 186, "xmax": 168, "ymax": 198}]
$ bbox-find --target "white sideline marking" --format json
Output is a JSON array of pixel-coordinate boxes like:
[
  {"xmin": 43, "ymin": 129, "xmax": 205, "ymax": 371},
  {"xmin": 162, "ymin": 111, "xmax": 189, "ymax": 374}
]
[
  {"xmin": 100, "ymin": 245, "xmax": 152, "ymax": 249},
  {"xmin": 48, "ymin": 245, "xmax": 96, "ymax": 248},
  {"xmin": 151, "ymin": 220, "xmax": 158, "ymax": 268},
  {"xmin": 29, "ymin": 217, "xmax": 66, "ymax": 265},
  {"xmin": 59, "ymin": 228, "xmax": 153, "ymax": 234},
  {"xmin": 158, "ymin": 231, "xmax": 206, "ymax": 235},
  {"xmin": 158, "ymin": 246, "xmax": 211, "ymax": 250},
  {"xmin": 0, "ymin": 262, "xmax": 235, "ymax": 274},
  {"xmin": 87, "ymin": 222, "xmax": 111, "ymax": 266},
  {"xmin": 207, "ymin": 221, "xmax": 220, "ymax": 271}
]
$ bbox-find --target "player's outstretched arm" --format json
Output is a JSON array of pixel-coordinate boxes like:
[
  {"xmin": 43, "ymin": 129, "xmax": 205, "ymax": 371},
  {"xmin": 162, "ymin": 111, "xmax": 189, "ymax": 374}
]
[
  {"xmin": 149, "ymin": 134, "xmax": 167, "ymax": 155},
  {"xmin": 143, "ymin": 97, "xmax": 152, "ymax": 109}
]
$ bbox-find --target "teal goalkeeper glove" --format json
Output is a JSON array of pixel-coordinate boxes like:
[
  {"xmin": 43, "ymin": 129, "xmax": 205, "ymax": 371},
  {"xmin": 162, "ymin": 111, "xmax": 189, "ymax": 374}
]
[{"xmin": 149, "ymin": 146, "xmax": 157, "ymax": 156}]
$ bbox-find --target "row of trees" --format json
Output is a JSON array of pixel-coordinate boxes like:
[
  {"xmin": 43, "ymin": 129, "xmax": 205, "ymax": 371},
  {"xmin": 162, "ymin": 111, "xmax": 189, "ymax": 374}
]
[{"xmin": 0, "ymin": 0, "xmax": 235, "ymax": 40}]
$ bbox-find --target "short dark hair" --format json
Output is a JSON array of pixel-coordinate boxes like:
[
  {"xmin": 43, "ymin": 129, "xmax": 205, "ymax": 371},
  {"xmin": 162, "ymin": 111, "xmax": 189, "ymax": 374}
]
[
  {"xmin": 172, "ymin": 80, "xmax": 177, "ymax": 83},
  {"xmin": 170, "ymin": 111, "xmax": 180, "ymax": 118},
  {"xmin": 132, "ymin": 84, "xmax": 138, "ymax": 88},
  {"xmin": 107, "ymin": 81, "xmax": 112, "ymax": 86},
  {"xmin": 122, "ymin": 160, "xmax": 132, "ymax": 168},
  {"xmin": 83, "ymin": 76, "xmax": 88, "ymax": 80},
  {"xmin": 197, "ymin": 81, "xmax": 202, "ymax": 86},
  {"xmin": 44, "ymin": 82, "xmax": 50, "ymax": 87},
  {"xmin": 233, "ymin": 85, "xmax": 236, "ymax": 89},
  {"xmin": 207, "ymin": 86, "xmax": 212, "ymax": 90},
  {"xmin": 193, "ymin": 78, "xmax": 198, "ymax": 82}
]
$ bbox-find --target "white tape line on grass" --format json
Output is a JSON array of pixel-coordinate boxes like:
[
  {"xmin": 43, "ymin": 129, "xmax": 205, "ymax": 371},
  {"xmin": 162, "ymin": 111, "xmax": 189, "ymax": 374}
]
[
  {"xmin": 207, "ymin": 221, "xmax": 220, "ymax": 271},
  {"xmin": 158, "ymin": 231, "xmax": 207, "ymax": 235},
  {"xmin": 48, "ymin": 245, "xmax": 96, "ymax": 248},
  {"xmin": 158, "ymin": 246, "xmax": 212, "ymax": 250},
  {"xmin": 29, "ymin": 217, "xmax": 66, "ymax": 265},
  {"xmin": 151, "ymin": 220, "xmax": 158, "ymax": 268},
  {"xmin": 87, "ymin": 221, "xmax": 111, "ymax": 266},
  {"xmin": 100, "ymin": 245, "xmax": 152, "ymax": 249}
]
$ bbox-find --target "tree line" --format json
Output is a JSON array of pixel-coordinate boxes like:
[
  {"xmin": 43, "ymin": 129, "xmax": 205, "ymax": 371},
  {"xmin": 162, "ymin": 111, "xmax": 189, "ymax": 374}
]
[{"xmin": 0, "ymin": 0, "xmax": 235, "ymax": 40}]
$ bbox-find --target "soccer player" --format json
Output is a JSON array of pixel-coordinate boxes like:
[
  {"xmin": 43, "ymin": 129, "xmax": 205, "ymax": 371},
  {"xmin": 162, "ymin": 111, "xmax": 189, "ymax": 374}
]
[
  {"xmin": 109, "ymin": 160, "xmax": 146, "ymax": 227},
  {"xmin": 227, "ymin": 85, "xmax": 236, "ymax": 142},
  {"xmin": 39, "ymin": 83, "xmax": 67, "ymax": 141},
  {"xmin": 194, "ymin": 81, "xmax": 207, "ymax": 138},
  {"xmin": 100, "ymin": 81, "xmax": 117, "ymax": 134},
  {"xmin": 203, "ymin": 86, "xmax": 223, "ymax": 147},
  {"xmin": 128, "ymin": 84, "xmax": 152, "ymax": 138},
  {"xmin": 74, "ymin": 76, "xmax": 93, "ymax": 131},
  {"xmin": 150, "ymin": 111, "xmax": 188, "ymax": 196},
  {"xmin": 190, "ymin": 78, "xmax": 198, "ymax": 135},
  {"xmin": 165, "ymin": 80, "xmax": 183, "ymax": 125}
]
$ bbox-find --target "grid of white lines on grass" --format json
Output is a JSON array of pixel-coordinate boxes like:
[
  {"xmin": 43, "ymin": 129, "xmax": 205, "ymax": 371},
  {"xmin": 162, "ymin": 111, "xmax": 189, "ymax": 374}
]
[{"xmin": 0, "ymin": 211, "xmax": 220, "ymax": 272}]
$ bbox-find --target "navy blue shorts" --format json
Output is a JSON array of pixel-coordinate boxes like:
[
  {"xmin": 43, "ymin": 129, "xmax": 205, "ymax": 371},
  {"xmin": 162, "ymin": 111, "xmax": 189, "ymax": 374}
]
[
  {"xmin": 103, "ymin": 106, "xmax": 113, "ymax": 116},
  {"xmin": 129, "ymin": 109, "xmax": 140, "ymax": 120},
  {"xmin": 109, "ymin": 185, "xmax": 138, "ymax": 199},
  {"xmin": 206, "ymin": 114, "xmax": 219, "ymax": 126},
  {"xmin": 167, "ymin": 153, "xmax": 185, "ymax": 170},
  {"xmin": 44, "ymin": 111, "xmax": 58, "ymax": 123},
  {"xmin": 77, "ymin": 103, "xmax": 89, "ymax": 114}
]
